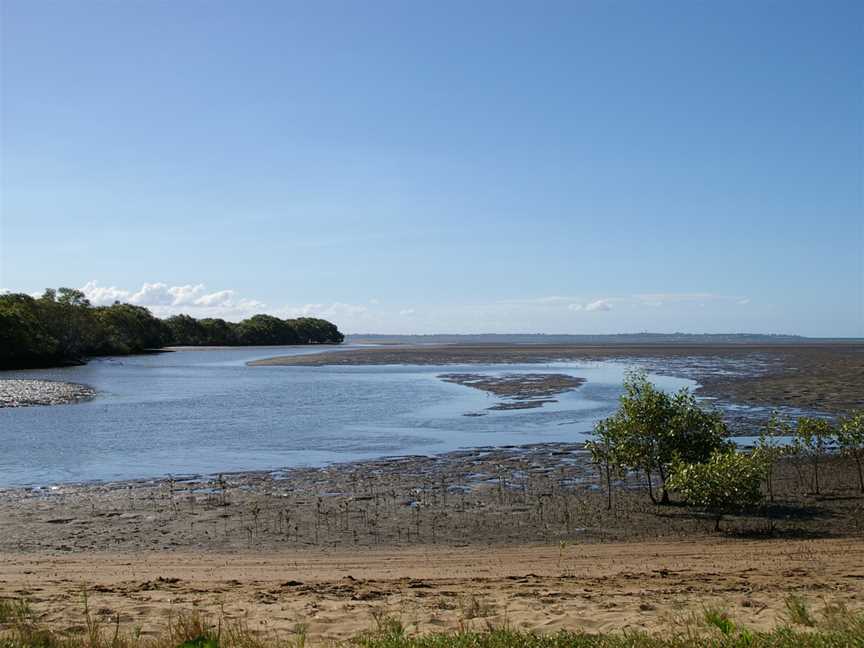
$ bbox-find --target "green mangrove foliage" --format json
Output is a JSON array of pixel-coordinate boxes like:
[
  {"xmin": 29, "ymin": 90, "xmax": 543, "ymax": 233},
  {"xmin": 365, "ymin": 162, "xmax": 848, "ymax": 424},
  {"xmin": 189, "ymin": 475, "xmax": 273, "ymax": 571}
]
[
  {"xmin": 667, "ymin": 449, "xmax": 765, "ymax": 531},
  {"xmin": 793, "ymin": 417, "xmax": 836, "ymax": 495},
  {"xmin": 0, "ymin": 288, "xmax": 344, "ymax": 369},
  {"xmin": 587, "ymin": 370, "xmax": 730, "ymax": 505},
  {"xmin": 838, "ymin": 411, "xmax": 864, "ymax": 493},
  {"xmin": 588, "ymin": 371, "xmax": 863, "ymax": 528}
]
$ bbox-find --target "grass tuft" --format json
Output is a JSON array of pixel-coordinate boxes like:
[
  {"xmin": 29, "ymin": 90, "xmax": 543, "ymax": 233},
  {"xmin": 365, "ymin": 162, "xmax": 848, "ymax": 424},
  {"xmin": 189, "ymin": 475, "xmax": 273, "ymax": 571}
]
[
  {"xmin": 702, "ymin": 607, "xmax": 736, "ymax": 636},
  {"xmin": 783, "ymin": 593, "xmax": 816, "ymax": 627}
]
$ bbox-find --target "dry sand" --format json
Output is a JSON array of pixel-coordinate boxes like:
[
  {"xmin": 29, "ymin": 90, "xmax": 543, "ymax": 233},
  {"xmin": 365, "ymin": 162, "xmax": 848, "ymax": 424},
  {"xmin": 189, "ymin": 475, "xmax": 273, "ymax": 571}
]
[{"xmin": 2, "ymin": 539, "xmax": 861, "ymax": 643}]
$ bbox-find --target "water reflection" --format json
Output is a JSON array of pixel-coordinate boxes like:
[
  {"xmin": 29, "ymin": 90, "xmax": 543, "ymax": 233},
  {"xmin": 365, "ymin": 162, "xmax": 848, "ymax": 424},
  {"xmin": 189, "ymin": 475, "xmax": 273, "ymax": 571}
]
[{"xmin": 0, "ymin": 347, "xmax": 695, "ymax": 486}]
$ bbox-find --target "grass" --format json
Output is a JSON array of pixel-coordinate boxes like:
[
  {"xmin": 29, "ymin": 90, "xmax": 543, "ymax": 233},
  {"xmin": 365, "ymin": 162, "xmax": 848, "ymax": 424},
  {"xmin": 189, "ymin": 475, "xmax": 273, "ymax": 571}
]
[
  {"xmin": 702, "ymin": 607, "xmax": 736, "ymax": 636},
  {"xmin": 783, "ymin": 594, "xmax": 816, "ymax": 627},
  {"xmin": 0, "ymin": 600, "xmax": 34, "ymax": 626},
  {"xmin": 351, "ymin": 627, "xmax": 864, "ymax": 647},
  {"xmin": 0, "ymin": 597, "xmax": 862, "ymax": 648}
]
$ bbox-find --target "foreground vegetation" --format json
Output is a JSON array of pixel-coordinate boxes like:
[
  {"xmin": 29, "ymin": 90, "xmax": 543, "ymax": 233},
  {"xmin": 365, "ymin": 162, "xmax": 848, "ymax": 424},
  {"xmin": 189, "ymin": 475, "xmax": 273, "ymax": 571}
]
[
  {"xmin": 585, "ymin": 371, "xmax": 863, "ymax": 531},
  {"xmin": 0, "ymin": 289, "xmax": 343, "ymax": 369},
  {"xmin": 1, "ymin": 594, "xmax": 862, "ymax": 648}
]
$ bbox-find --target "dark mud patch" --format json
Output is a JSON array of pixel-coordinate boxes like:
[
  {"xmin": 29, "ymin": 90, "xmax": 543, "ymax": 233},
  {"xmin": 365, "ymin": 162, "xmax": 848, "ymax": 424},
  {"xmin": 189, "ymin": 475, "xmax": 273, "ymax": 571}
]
[
  {"xmin": 439, "ymin": 373, "xmax": 585, "ymax": 410},
  {"xmin": 2, "ymin": 442, "xmax": 863, "ymax": 553}
]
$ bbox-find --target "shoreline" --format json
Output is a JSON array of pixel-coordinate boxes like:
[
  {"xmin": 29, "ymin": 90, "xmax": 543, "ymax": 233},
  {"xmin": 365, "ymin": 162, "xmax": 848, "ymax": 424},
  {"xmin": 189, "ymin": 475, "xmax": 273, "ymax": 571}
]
[
  {"xmin": 2, "ymin": 438, "xmax": 862, "ymax": 555},
  {"xmin": 0, "ymin": 379, "xmax": 96, "ymax": 408},
  {"xmin": 249, "ymin": 342, "xmax": 864, "ymax": 415}
]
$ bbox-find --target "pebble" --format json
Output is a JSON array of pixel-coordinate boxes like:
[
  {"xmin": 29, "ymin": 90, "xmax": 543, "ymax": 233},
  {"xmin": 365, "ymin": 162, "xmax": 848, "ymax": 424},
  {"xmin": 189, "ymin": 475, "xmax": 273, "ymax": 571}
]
[{"xmin": 0, "ymin": 379, "xmax": 96, "ymax": 408}]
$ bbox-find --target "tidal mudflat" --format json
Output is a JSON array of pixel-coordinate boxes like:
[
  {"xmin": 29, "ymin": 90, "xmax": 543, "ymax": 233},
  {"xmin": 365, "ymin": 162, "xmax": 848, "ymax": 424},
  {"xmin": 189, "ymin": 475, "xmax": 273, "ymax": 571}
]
[
  {"xmin": 253, "ymin": 342, "xmax": 864, "ymax": 417},
  {"xmin": 438, "ymin": 372, "xmax": 585, "ymax": 410},
  {"xmin": 3, "ymin": 440, "xmax": 863, "ymax": 554}
]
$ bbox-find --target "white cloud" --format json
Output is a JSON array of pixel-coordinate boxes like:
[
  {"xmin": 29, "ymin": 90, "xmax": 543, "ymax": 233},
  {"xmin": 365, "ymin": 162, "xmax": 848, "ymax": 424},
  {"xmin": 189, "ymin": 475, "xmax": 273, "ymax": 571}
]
[
  {"xmin": 79, "ymin": 280, "xmax": 383, "ymax": 329},
  {"xmin": 130, "ymin": 282, "xmax": 203, "ymax": 306},
  {"xmin": 81, "ymin": 281, "xmax": 132, "ymax": 305},
  {"xmin": 193, "ymin": 289, "xmax": 235, "ymax": 307},
  {"xmin": 81, "ymin": 280, "xmax": 265, "ymax": 319},
  {"xmin": 567, "ymin": 303, "xmax": 583, "ymax": 311},
  {"xmin": 585, "ymin": 299, "xmax": 613, "ymax": 312},
  {"xmin": 399, "ymin": 308, "xmax": 416, "ymax": 316}
]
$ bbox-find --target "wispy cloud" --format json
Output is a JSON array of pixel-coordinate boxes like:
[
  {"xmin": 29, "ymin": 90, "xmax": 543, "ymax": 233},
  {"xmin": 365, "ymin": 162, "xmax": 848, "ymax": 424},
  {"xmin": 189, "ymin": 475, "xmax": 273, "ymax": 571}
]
[
  {"xmin": 634, "ymin": 292, "xmax": 748, "ymax": 307},
  {"xmin": 501, "ymin": 292, "xmax": 750, "ymax": 313},
  {"xmin": 497, "ymin": 295, "xmax": 579, "ymax": 306},
  {"xmin": 277, "ymin": 302, "xmax": 372, "ymax": 320},
  {"xmin": 585, "ymin": 299, "xmax": 613, "ymax": 312}
]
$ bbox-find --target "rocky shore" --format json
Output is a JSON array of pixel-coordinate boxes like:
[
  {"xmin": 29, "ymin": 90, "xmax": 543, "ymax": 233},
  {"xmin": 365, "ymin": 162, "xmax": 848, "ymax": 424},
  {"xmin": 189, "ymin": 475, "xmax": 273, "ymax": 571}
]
[{"xmin": 0, "ymin": 379, "xmax": 96, "ymax": 408}]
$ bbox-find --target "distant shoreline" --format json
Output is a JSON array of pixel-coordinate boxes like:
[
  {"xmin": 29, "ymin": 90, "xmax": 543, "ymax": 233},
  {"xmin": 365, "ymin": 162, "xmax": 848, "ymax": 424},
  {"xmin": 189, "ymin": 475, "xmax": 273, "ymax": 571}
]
[{"xmin": 250, "ymin": 341, "xmax": 864, "ymax": 416}]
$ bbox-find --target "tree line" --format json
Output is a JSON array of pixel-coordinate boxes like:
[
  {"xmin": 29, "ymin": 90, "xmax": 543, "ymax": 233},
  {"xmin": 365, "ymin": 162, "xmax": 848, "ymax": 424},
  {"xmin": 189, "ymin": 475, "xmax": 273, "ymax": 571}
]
[
  {"xmin": 0, "ymin": 288, "xmax": 344, "ymax": 369},
  {"xmin": 586, "ymin": 370, "xmax": 864, "ymax": 531}
]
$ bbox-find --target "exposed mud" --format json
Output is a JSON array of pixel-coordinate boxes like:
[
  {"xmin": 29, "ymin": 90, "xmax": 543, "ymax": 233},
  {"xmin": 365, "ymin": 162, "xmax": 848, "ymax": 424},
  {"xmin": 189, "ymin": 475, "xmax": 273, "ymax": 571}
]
[
  {"xmin": 251, "ymin": 343, "xmax": 864, "ymax": 418},
  {"xmin": 439, "ymin": 373, "xmax": 585, "ymax": 410}
]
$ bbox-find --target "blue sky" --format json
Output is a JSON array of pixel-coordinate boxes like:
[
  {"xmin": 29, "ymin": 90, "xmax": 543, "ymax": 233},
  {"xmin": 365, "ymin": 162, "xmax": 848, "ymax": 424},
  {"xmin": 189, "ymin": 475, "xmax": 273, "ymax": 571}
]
[{"xmin": 1, "ymin": 1, "xmax": 861, "ymax": 336}]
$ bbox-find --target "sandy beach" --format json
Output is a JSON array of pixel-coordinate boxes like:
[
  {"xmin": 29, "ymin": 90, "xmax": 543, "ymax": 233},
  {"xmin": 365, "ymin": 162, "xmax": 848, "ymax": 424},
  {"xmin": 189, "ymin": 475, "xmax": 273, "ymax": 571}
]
[{"xmin": 3, "ymin": 539, "xmax": 862, "ymax": 642}]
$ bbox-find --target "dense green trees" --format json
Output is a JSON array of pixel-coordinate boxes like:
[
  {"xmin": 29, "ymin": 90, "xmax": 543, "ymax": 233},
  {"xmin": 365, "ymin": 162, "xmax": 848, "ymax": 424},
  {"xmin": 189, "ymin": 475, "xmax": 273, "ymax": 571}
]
[
  {"xmin": 0, "ymin": 289, "xmax": 344, "ymax": 369},
  {"xmin": 164, "ymin": 313, "xmax": 343, "ymax": 347},
  {"xmin": 587, "ymin": 371, "xmax": 730, "ymax": 504}
]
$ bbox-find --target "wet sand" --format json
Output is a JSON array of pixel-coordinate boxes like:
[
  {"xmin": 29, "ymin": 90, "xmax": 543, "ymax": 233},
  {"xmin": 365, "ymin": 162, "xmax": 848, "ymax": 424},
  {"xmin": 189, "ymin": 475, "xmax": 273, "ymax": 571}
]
[{"xmin": 250, "ymin": 342, "xmax": 864, "ymax": 415}]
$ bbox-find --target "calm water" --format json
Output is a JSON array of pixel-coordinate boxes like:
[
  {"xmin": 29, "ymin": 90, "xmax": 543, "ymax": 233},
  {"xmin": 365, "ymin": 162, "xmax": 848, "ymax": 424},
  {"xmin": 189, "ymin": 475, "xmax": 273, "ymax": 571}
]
[{"xmin": 0, "ymin": 347, "xmax": 695, "ymax": 487}]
